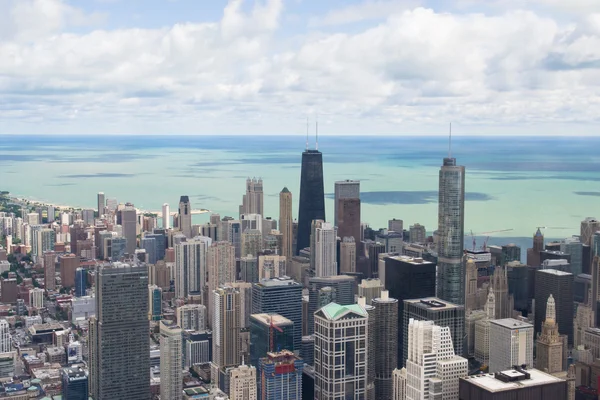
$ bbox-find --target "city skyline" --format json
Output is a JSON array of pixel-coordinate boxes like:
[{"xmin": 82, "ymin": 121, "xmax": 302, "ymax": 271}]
[{"xmin": 0, "ymin": 0, "xmax": 599, "ymax": 136}]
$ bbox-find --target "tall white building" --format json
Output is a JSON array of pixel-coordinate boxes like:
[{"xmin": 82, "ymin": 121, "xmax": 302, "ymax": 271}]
[
  {"xmin": 474, "ymin": 290, "xmax": 496, "ymax": 364},
  {"xmin": 0, "ymin": 320, "xmax": 10, "ymax": 353},
  {"xmin": 162, "ymin": 203, "xmax": 170, "ymax": 229},
  {"xmin": 176, "ymin": 304, "xmax": 207, "ymax": 331},
  {"xmin": 489, "ymin": 318, "xmax": 534, "ymax": 373},
  {"xmin": 159, "ymin": 321, "xmax": 183, "ymax": 400},
  {"xmin": 229, "ymin": 363, "xmax": 257, "ymax": 400},
  {"xmin": 174, "ymin": 236, "xmax": 212, "ymax": 299},
  {"xmin": 405, "ymin": 319, "xmax": 468, "ymax": 400},
  {"xmin": 393, "ymin": 368, "xmax": 407, "ymax": 400},
  {"xmin": 313, "ymin": 221, "xmax": 337, "ymax": 277},
  {"xmin": 314, "ymin": 302, "xmax": 368, "ymax": 399},
  {"xmin": 29, "ymin": 288, "xmax": 44, "ymax": 309},
  {"xmin": 97, "ymin": 192, "xmax": 105, "ymax": 216}
]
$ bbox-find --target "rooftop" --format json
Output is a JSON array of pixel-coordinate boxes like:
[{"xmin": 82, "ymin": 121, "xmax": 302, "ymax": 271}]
[
  {"xmin": 250, "ymin": 313, "xmax": 293, "ymax": 326},
  {"xmin": 538, "ymin": 268, "xmax": 573, "ymax": 276},
  {"xmin": 404, "ymin": 297, "xmax": 462, "ymax": 310},
  {"xmin": 256, "ymin": 276, "xmax": 300, "ymax": 287},
  {"xmin": 386, "ymin": 255, "xmax": 433, "ymax": 265},
  {"xmin": 318, "ymin": 302, "xmax": 367, "ymax": 320},
  {"xmin": 461, "ymin": 368, "xmax": 562, "ymax": 392},
  {"xmin": 490, "ymin": 318, "xmax": 533, "ymax": 329}
]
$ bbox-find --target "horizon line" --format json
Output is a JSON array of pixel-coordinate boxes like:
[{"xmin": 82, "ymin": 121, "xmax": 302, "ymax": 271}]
[{"xmin": 0, "ymin": 133, "xmax": 598, "ymax": 137}]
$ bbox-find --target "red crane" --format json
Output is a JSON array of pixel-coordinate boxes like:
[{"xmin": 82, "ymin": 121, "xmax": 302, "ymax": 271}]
[{"xmin": 270, "ymin": 315, "xmax": 283, "ymax": 352}]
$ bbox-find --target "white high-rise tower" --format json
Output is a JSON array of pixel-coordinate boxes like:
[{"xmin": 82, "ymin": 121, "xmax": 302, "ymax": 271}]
[
  {"xmin": 312, "ymin": 220, "xmax": 337, "ymax": 277},
  {"xmin": 162, "ymin": 203, "xmax": 170, "ymax": 229}
]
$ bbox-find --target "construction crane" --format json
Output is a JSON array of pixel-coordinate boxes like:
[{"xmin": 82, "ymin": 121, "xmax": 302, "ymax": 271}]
[
  {"xmin": 466, "ymin": 229, "xmax": 514, "ymax": 252},
  {"xmin": 270, "ymin": 315, "xmax": 283, "ymax": 353}
]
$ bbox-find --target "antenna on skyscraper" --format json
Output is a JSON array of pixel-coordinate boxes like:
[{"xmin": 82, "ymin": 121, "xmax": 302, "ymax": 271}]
[
  {"xmin": 316, "ymin": 113, "xmax": 319, "ymax": 150},
  {"xmin": 306, "ymin": 115, "xmax": 309, "ymax": 151},
  {"xmin": 448, "ymin": 122, "xmax": 452, "ymax": 158}
]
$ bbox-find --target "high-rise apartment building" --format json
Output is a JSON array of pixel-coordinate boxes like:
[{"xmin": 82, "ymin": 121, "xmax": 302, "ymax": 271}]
[
  {"xmin": 148, "ymin": 285, "xmax": 162, "ymax": 321},
  {"xmin": 160, "ymin": 321, "xmax": 183, "ymax": 400},
  {"xmin": 175, "ymin": 236, "xmax": 212, "ymax": 299},
  {"xmin": 311, "ymin": 220, "xmax": 337, "ymax": 277},
  {"xmin": 229, "ymin": 363, "xmax": 257, "ymax": 400},
  {"xmin": 258, "ymin": 253, "xmax": 286, "ymax": 280},
  {"xmin": 178, "ymin": 196, "xmax": 192, "ymax": 238},
  {"xmin": 534, "ymin": 269, "xmax": 574, "ymax": 344},
  {"xmin": 339, "ymin": 237, "xmax": 356, "ymax": 273},
  {"xmin": 242, "ymin": 178, "xmax": 264, "ymax": 217},
  {"xmin": 536, "ymin": 294, "xmax": 564, "ymax": 373},
  {"xmin": 162, "ymin": 203, "xmax": 170, "ymax": 229},
  {"xmin": 120, "ymin": 204, "xmax": 137, "ymax": 255},
  {"xmin": 436, "ymin": 156, "xmax": 465, "ymax": 305},
  {"xmin": 60, "ymin": 253, "xmax": 79, "ymax": 288},
  {"xmin": 252, "ymin": 277, "xmax": 302, "ymax": 353},
  {"xmin": 97, "ymin": 192, "xmax": 105, "ymax": 216},
  {"xmin": 212, "ymin": 286, "xmax": 242, "ymax": 371},
  {"xmin": 259, "ymin": 350, "xmax": 303, "ymax": 400},
  {"xmin": 241, "ymin": 229, "xmax": 262, "ymax": 258},
  {"xmin": 89, "ymin": 263, "xmax": 150, "ymax": 400},
  {"xmin": 297, "ymin": 148, "xmax": 325, "ymax": 255},
  {"xmin": 207, "ymin": 241, "xmax": 236, "ymax": 326},
  {"xmin": 403, "ymin": 298, "xmax": 464, "ymax": 366},
  {"xmin": 334, "ymin": 180, "xmax": 359, "ymax": 227},
  {"xmin": 373, "ymin": 291, "xmax": 399, "ymax": 400},
  {"xmin": 43, "ymin": 251, "xmax": 56, "ymax": 291},
  {"xmin": 314, "ymin": 303, "xmax": 368, "ymax": 400},
  {"xmin": 307, "ymin": 275, "xmax": 355, "ymax": 336},
  {"xmin": 409, "ymin": 223, "xmax": 426, "ymax": 244},
  {"xmin": 177, "ymin": 304, "xmax": 207, "ymax": 331},
  {"xmin": 279, "ymin": 187, "xmax": 293, "ymax": 262},
  {"xmin": 405, "ymin": 319, "xmax": 468, "ymax": 400},
  {"xmin": 29, "ymin": 288, "xmax": 44, "ymax": 309},
  {"xmin": 392, "ymin": 368, "xmax": 407, "ymax": 400},
  {"xmin": 488, "ymin": 318, "xmax": 534, "ymax": 373}
]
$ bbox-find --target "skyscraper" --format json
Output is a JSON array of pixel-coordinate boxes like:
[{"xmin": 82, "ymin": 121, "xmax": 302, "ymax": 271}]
[
  {"xmin": 259, "ymin": 350, "xmax": 303, "ymax": 400},
  {"xmin": 279, "ymin": 187, "xmax": 293, "ymax": 262},
  {"xmin": 162, "ymin": 203, "xmax": 170, "ymax": 229},
  {"xmin": 61, "ymin": 366, "xmax": 89, "ymax": 400},
  {"xmin": 339, "ymin": 237, "xmax": 356, "ymax": 273},
  {"xmin": 175, "ymin": 236, "xmax": 212, "ymax": 299},
  {"xmin": 212, "ymin": 286, "xmax": 242, "ymax": 376},
  {"xmin": 297, "ymin": 148, "xmax": 325, "ymax": 255},
  {"xmin": 242, "ymin": 178, "xmax": 264, "ymax": 216},
  {"xmin": 535, "ymin": 269, "xmax": 574, "ymax": 344},
  {"xmin": 97, "ymin": 192, "xmax": 105, "ymax": 216},
  {"xmin": 489, "ymin": 318, "xmax": 534, "ymax": 373},
  {"xmin": 436, "ymin": 155, "xmax": 465, "ymax": 305},
  {"xmin": 178, "ymin": 196, "xmax": 192, "ymax": 238},
  {"xmin": 121, "ymin": 204, "xmax": 137, "ymax": 255},
  {"xmin": 89, "ymin": 263, "xmax": 150, "ymax": 400},
  {"xmin": 258, "ymin": 253, "xmax": 286, "ymax": 280},
  {"xmin": 536, "ymin": 294, "xmax": 564, "ymax": 374},
  {"xmin": 372, "ymin": 291, "xmax": 399, "ymax": 400},
  {"xmin": 160, "ymin": 321, "xmax": 183, "ymax": 400},
  {"xmin": 252, "ymin": 277, "xmax": 303, "ymax": 353},
  {"xmin": 207, "ymin": 241, "xmax": 236, "ymax": 326},
  {"xmin": 229, "ymin": 363, "xmax": 257, "ymax": 400},
  {"xmin": 177, "ymin": 304, "xmax": 207, "ymax": 331},
  {"xmin": 405, "ymin": 319, "xmax": 468, "ymax": 400},
  {"xmin": 409, "ymin": 223, "xmax": 426, "ymax": 243},
  {"xmin": 241, "ymin": 229, "xmax": 262, "ymax": 258},
  {"xmin": 250, "ymin": 313, "xmax": 295, "ymax": 368},
  {"xmin": 311, "ymin": 220, "xmax": 337, "ymax": 277},
  {"xmin": 43, "ymin": 251, "xmax": 56, "ymax": 291},
  {"xmin": 148, "ymin": 285, "xmax": 162, "ymax": 321},
  {"xmin": 334, "ymin": 180, "xmax": 360, "ymax": 228},
  {"xmin": 74, "ymin": 268, "xmax": 86, "ymax": 297},
  {"xmin": 314, "ymin": 303, "xmax": 368, "ymax": 400},
  {"xmin": 307, "ymin": 275, "xmax": 356, "ymax": 336},
  {"xmin": 403, "ymin": 298, "xmax": 464, "ymax": 367},
  {"xmin": 0, "ymin": 320, "xmax": 11, "ymax": 353},
  {"xmin": 527, "ymin": 228, "xmax": 544, "ymax": 267}
]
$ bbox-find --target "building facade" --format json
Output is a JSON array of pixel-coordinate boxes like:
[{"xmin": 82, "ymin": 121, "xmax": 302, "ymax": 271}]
[
  {"xmin": 160, "ymin": 321, "xmax": 183, "ymax": 400},
  {"xmin": 488, "ymin": 318, "xmax": 534, "ymax": 373},
  {"xmin": 297, "ymin": 149, "xmax": 325, "ymax": 255}
]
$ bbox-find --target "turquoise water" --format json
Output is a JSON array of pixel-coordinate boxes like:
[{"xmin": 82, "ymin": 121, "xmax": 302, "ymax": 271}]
[{"xmin": 0, "ymin": 135, "xmax": 599, "ymax": 243}]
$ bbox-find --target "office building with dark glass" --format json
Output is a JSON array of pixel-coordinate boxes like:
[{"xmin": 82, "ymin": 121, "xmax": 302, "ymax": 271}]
[
  {"xmin": 61, "ymin": 366, "xmax": 89, "ymax": 400},
  {"xmin": 89, "ymin": 263, "xmax": 150, "ymax": 400},
  {"xmin": 252, "ymin": 277, "xmax": 302, "ymax": 352},
  {"xmin": 297, "ymin": 149, "xmax": 325, "ymax": 255},
  {"xmin": 306, "ymin": 274, "xmax": 356, "ymax": 336}
]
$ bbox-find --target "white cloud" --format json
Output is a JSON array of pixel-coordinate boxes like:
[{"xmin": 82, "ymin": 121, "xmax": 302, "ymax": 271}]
[
  {"xmin": 0, "ymin": 0, "xmax": 599, "ymax": 135},
  {"xmin": 308, "ymin": 0, "xmax": 421, "ymax": 27}
]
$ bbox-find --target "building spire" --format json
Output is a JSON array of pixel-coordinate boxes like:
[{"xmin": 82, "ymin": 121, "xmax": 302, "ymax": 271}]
[
  {"xmin": 545, "ymin": 294, "xmax": 556, "ymax": 323},
  {"xmin": 316, "ymin": 113, "xmax": 319, "ymax": 150},
  {"xmin": 306, "ymin": 115, "xmax": 309, "ymax": 151},
  {"xmin": 448, "ymin": 122, "xmax": 452, "ymax": 158}
]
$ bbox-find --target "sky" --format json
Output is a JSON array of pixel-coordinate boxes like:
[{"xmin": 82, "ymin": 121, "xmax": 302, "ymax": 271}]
[{"xmin": 0, "ymin": 0, "xmax": 599, "ymax": 136}]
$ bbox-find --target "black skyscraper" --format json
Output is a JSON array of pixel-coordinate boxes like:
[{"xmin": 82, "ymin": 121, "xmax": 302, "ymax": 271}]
[{"xmin": 297, "ymin": 149, "xmax": 325, "ymax": 255}]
